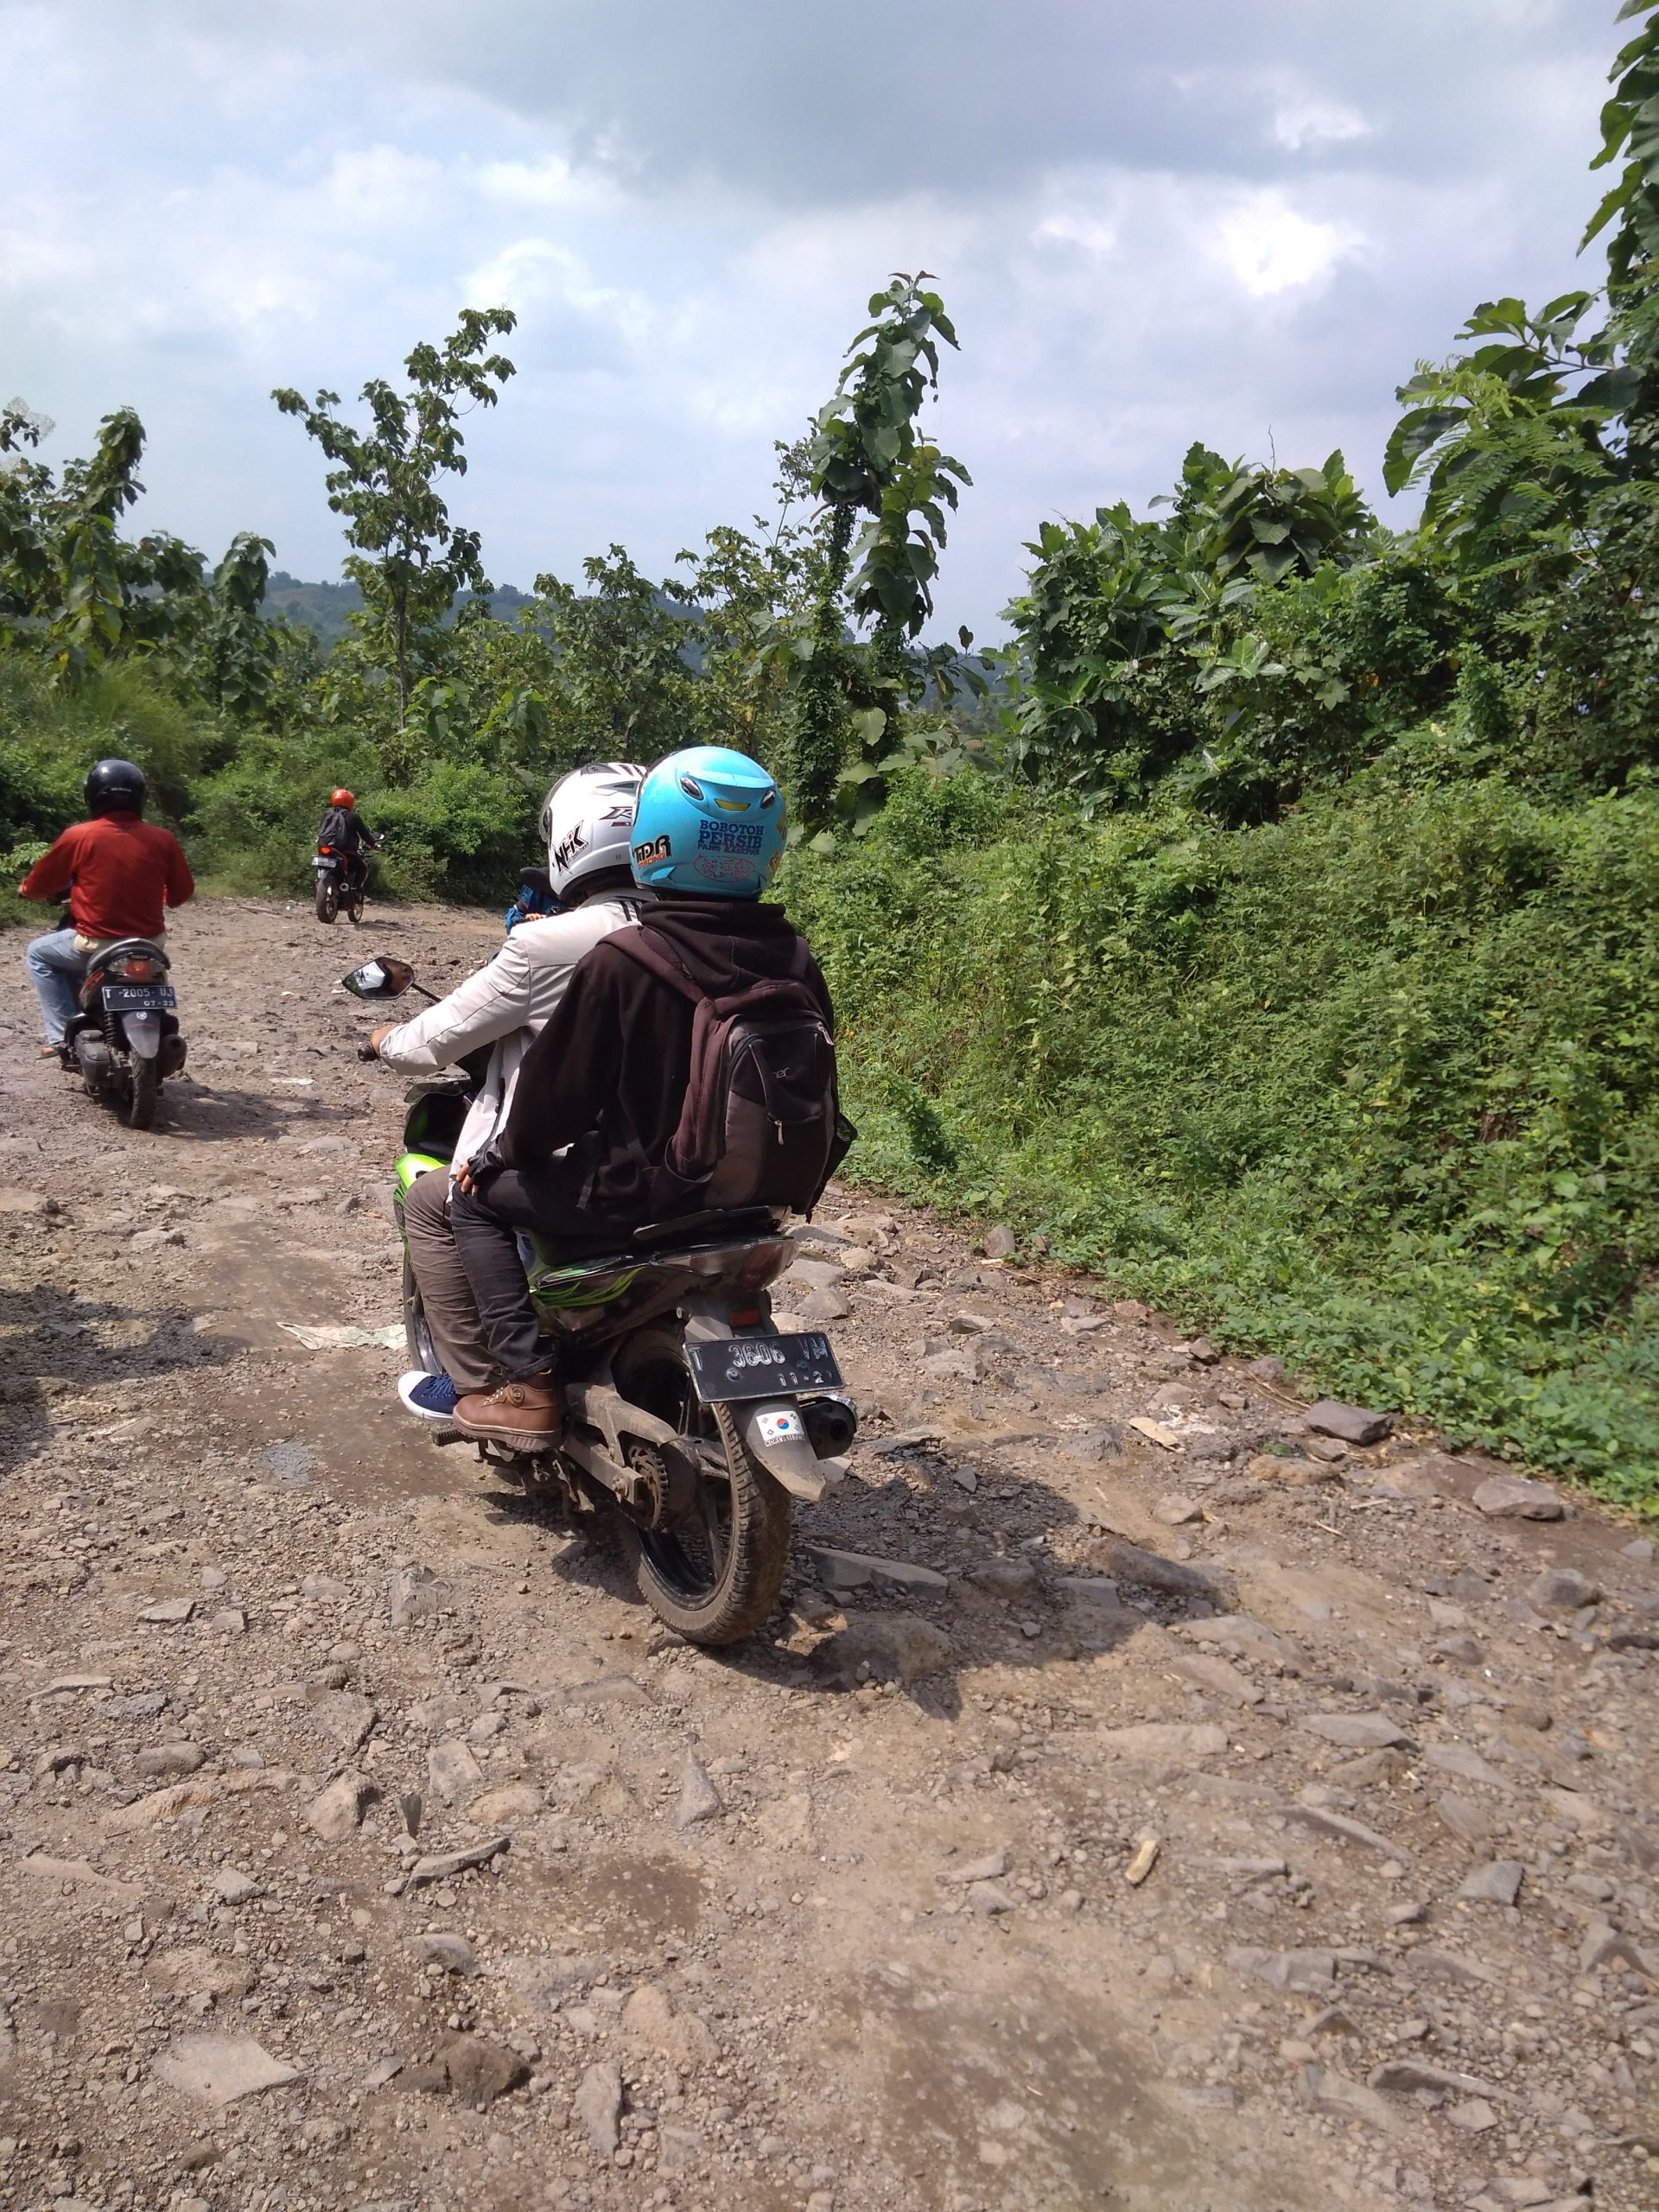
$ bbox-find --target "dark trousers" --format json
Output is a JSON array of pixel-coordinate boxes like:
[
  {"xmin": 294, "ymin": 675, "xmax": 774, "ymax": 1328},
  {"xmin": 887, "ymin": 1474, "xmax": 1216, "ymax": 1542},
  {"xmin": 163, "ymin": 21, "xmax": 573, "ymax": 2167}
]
[{"xmin": 449, "ymin": 1170, "xmax": 624, "ymax": 1385}]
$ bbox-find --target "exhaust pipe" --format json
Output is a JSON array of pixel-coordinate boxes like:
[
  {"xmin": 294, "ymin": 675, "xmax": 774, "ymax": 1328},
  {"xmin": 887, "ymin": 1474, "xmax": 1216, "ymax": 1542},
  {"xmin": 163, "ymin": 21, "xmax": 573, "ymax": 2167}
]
[{"xmin": 800, "ymin": 1393, "xmax": 858, "ymax": 1459}]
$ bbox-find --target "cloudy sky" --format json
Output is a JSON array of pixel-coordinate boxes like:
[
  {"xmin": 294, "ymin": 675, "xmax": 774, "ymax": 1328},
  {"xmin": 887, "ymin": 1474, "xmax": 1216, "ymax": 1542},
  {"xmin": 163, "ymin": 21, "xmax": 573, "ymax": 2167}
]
[{"xmin": 1, "ymin": 1, "xmax": 1623, "ymax": 639}]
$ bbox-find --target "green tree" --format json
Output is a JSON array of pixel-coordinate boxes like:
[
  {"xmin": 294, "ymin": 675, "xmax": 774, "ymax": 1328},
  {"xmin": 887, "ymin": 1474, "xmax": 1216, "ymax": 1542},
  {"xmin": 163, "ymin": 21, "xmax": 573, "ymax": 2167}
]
[
  {"xmin": 0, "ymin": 402, "xmax": 211, "ymax": 684},
  {"xmin": 272, "ymin": 308, "xmax": 517, "ymax": 723},
  {"xmin": 791, "ymin": 274, "xmax": 969, "ymax": 830},
  {"xmin": 534, "ymin": 545, "xmax": 701, "ymax": 760}
]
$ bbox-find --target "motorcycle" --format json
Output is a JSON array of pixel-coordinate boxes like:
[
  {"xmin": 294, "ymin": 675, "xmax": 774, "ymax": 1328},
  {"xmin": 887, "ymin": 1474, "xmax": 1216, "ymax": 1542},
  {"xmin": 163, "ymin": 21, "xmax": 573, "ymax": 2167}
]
[
  {"xmin": 342, "ymin": 953, "xmax": 858, "ymax": 1645},
  {"xmin": 60, "ymin": 936, "xmax": 186, "ymax": 1130},
  {"xmin": 313, "ymin": 842, "xmax": 365, "ymax": 926}
]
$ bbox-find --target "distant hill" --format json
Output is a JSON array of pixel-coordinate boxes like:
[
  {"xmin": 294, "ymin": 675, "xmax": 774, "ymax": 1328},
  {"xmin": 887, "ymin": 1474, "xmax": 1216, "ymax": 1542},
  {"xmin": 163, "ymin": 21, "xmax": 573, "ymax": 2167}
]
[{"xmin": 265, "ymin": 572, "xmax": 535, "ymax": 650}]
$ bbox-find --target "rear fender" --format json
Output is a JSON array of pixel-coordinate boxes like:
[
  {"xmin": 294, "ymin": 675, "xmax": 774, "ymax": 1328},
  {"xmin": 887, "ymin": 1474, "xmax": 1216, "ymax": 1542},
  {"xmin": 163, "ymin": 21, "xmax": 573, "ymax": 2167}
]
[
  {"xmin": 395, "ymin": 1150, "xmax": 446, "ymax": 1200},
  {"xmin": 734, "ymin": 1402, "xmax": 839, "ymax": 1501},
  {"xmin": 124, "ymin": 1011, "xmax": 162, "ymax": 1058}
]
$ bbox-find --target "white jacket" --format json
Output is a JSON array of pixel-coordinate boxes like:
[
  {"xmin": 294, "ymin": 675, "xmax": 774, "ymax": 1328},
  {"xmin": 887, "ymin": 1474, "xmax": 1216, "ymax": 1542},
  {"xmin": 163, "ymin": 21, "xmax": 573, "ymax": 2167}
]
[{"xmin": 376, "ymin": 895, "xmax": 644, "ymax": 1179}]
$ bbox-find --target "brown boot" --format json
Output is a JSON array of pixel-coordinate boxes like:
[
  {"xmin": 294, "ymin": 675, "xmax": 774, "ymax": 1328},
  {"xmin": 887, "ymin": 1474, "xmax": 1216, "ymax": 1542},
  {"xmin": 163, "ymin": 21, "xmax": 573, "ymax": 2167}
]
[{"xmin": 452, "ymin": 1377, "xmax": 563, "ymax": 1450}]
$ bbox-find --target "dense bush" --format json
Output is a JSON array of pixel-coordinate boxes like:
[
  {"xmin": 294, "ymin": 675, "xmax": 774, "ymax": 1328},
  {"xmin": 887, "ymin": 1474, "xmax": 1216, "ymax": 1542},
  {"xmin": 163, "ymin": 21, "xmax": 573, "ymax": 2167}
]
[{"xmin": 784, "ymin": 759, "xmax": 1659, "ymax": 1503}]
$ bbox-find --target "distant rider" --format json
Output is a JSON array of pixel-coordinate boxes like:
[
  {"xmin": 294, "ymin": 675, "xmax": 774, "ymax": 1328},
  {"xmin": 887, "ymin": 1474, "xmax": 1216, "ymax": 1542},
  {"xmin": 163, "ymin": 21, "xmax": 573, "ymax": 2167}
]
[
  {"xmin": 504, "ymin": 865, "xmax": 560, "ymax": 933},
  {"xmin": 18, "ymin": 759, "xmax": 194, "ymax": 1059},
  {"xmin": 317, "ymin": 787, "xmax": 384, "ymax": 896},
  {"xmin": 365, "ymin": 763, "xmax": 649, "ymax": 1423}
]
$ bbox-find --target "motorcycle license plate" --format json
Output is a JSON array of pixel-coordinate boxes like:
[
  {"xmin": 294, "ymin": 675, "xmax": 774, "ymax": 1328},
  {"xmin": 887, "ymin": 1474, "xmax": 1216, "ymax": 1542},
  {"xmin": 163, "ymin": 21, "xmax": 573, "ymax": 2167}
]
[
  {"xmin": 102, "ymin": 984, "xmax": 176, "ymax": 1011},
  {"xmin": 684, "ymin": 1332, "xmax": 843, "ymax": 1402}
]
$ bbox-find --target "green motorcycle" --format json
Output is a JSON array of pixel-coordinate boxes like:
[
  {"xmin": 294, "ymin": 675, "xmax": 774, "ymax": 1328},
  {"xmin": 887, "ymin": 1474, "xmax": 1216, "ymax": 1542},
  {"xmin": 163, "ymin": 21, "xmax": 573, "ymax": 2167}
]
[{"xmin": 344, "ymin": 955, "xmax": 857, "ymax": 1646}]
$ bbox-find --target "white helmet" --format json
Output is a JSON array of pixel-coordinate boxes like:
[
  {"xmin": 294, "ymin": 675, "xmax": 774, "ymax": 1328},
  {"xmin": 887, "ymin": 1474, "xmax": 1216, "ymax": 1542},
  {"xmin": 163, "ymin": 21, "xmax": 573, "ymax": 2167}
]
[{"xmin": 540, "ymin": 761, "xmax": 647, "ymax": 900}]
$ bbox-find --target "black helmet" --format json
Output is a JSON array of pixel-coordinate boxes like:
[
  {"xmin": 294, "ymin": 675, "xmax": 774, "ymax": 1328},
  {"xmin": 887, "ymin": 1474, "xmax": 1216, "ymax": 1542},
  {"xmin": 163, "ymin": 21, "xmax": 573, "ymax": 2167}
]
[{"xmin": 85, "ymin": 759, "xmax": 147, "ymax": 816}]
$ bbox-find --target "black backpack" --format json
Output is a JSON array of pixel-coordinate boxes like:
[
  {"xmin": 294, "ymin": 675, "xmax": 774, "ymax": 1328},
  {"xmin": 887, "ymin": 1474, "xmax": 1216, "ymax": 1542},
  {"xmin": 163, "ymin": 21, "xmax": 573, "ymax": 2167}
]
[
  {"xmin": 318, "ymin": 806, "xmax": 352, "ymax": 850},
  {"xmin": 607, "ymin": 922, "xmax": 853, "ymax": 1217}
]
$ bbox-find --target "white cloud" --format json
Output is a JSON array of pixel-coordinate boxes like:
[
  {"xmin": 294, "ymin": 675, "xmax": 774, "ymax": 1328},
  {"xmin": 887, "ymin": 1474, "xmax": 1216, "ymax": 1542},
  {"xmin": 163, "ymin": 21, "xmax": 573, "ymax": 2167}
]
[
  {"xmin": 1271, "ymin": 98, "xmax": 1372, "ymax": 154},
  {"xmin": 1214, "ymin": 191, "xmax": 1363, "ymax": 297}
]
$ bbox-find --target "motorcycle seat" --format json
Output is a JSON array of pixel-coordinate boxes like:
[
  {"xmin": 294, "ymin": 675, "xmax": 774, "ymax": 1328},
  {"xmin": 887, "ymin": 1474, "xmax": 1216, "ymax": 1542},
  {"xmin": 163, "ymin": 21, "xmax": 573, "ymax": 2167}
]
[
  {"xmin": 631, "ymin": 1205, "xmax": 782, "ymax": 1251},
  {"xmin": 86, "ymin": 935, "xmax": 168, "ymax": 969}
]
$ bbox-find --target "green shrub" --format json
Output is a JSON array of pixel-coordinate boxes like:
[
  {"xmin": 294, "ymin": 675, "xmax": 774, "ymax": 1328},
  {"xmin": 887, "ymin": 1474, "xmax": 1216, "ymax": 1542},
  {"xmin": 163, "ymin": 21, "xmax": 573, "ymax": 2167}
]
[{"xmin": 785, "ymin": 760, "xmax": 1659, "ymax": 1504}]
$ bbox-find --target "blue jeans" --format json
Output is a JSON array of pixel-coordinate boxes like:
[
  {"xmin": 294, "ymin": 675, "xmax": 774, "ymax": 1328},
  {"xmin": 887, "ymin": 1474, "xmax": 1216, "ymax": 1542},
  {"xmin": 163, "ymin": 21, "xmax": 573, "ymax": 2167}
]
[{"xmin": 26, "ymin": 927, "xmax": 88, "ymax": 1047}]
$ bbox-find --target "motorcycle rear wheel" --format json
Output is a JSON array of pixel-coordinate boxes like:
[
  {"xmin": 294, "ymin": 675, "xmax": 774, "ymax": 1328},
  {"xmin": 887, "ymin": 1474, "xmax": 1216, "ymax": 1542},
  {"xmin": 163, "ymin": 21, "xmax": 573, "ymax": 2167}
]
[
  {"xmin": 124, "ymin": 1056, "xmax": 159, "ymax": 1131},
  {"xmin": 315, "ymin": 876, "xmax": 338, "ymax": 924},
  {"xmin": 610, "ymin": 1328, "xmax": 791, "ymax": 1645},
  {"xmin": 402, "ymin": 1250, "xmax": 437, "ymax": 1373},
  {"xmin": 346, "ymin": 887, "xmax": 365, "ymax": 925}
]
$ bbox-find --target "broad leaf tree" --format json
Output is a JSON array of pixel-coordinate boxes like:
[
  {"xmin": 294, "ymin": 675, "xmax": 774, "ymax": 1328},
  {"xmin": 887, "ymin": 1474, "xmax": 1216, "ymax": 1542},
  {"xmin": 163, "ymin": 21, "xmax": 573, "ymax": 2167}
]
[
  {"xmin": 791, "ymin": 274, "xmax": 969, "ymax": 830},
  {"xmin": 273, "ymin": 308, "xmax": 517, "ymax": 722}
]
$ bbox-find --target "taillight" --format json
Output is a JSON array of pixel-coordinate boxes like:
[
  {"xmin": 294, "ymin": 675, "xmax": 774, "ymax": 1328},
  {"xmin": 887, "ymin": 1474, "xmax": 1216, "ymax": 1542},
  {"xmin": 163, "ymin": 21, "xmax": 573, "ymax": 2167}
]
[{"xmin": 122, "ymin": 957, "xmax": 156, "ymax": 982}]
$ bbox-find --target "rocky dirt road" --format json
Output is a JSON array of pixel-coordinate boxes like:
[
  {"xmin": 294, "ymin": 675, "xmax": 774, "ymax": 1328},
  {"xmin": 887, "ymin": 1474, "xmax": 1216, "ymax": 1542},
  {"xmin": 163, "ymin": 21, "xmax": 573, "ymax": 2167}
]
[{"xmin": 0, "ymin": 893, "xmax": 1656, "ymax": 2212}]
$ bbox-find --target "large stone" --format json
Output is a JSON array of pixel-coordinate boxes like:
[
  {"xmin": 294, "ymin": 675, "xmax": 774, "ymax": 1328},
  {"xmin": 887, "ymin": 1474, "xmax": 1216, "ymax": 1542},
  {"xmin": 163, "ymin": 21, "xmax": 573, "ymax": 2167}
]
[
  {"xmin": 1284, "ymin": 1803, "xmax": 1402, "ymax": 1856},
  {"xmin": 434, "ymin": 2033, "xmax": 528, "ymax": 2110},
  {"xmin": 1527, "ymin": 1567, "xmax": 1599, "ymax": 1613},
  {"xmin": 1178, "ymin": 1614, "xmax": 1304, "ymax": 1671},
  {"xmin": 676, "ymin": 1756, "xmax": 721, "ymax": 1828},
  {"xmin": 776, "ymin": 1256, "xmax": 847, "ymax": 1292},
  {"xmin": 306, "ymin": 1772, "xmax": 378, "ymax": 1841},
  {"xmin": 812, "ymin": 1612, "xmax": 955, "ymax": 1685},
  {"xmin": 1168, "ymin": 1651, "xmax": 1262, "ymax": 1707},
  {"xmin": 312, "ymin": 1691, "xmax": 377, "ymax": 1754},
  {"xmin": 404, "ymin": 1835, "xmax": 508, "ymax": 1887},
  {"xmin": 416, "ymin": 1933, "xmax": 480, "ymax": 1977},
  {"xmin": 1435, "ymin": 1794, "xmax": 1495, "ymax": 1847},
  {"xmin": 1228, "ymin": 1947, "xmax": 1338, "ymax": 1994},
  {"xmin": 1472, "ymin": 1477, "xmax": 1563, "ymax": 1521},
  {"xmin": 982, "ymin": 1226, "xmax": 1018, "ymax": 1260},
  {"xmin": 1304, "ymin": 1401, "xmax": 1393, "ymax": 1447},
  {"xmin": 1423, "ymin": 1742, "xmax": 1507, "ymax": 1789},
  {"xmin": 139, "ymin": 1597, "xmax": 196, "ymax": 1625},
  {"xmin": 466, "ymin": 1783, "xmax": 543, "ymax": 1827},
  {"xmin": 1099, "ymin": 1722, "xmax": 1227, "ymax": 1762},
  {"xmin": 388, "ymin": 1565, "xmax": 442, "ymax": 1625},
  {"xmin": 107, "ymin": 1780, "xmax": 219, "ymax": 1831},
  {"xmin": 806, "ymin": 1545, "xmax": 948, "ymax": 1598},
  {"xmin": 427, "ymin": 1740, "xmax": 484, "ymax": 1804},
  {"xmin": 575, "ymin": 2059, "xmax": 623, "ymax": 2155},
  {"xmin": 152, "ymin": 2035, "xmax": 301, "ymax": 2107},
  {"xmin": 1304, "ymin": 2064, "xmax": 1402, "ymax": 2135},
  {"xmin": 1093, "ymin": 1537, "xmax": 1230, "ymax": 1603},
  {"xmin": 621, "ymin": 1985, "xmax": 717, "ymax": 2069},
  {"xmin": 1370, "ymin": 2058, "xmax": 1505, "ymax": 2100},
  {"xmin": 967, "ymin": 1559, "xmax": 1039, "ymax": 1603},
  {"xmin": 1458, "ymin": 1859, "xmax": 1524, "ymax": 1906},
  {"xmin": 1300, "ymin": 1713, "xmax": 1413, "ymax": 1751},
  {"xmin": 133, "ymin": 1741, "xmax": 206, "ymax": 1781}
]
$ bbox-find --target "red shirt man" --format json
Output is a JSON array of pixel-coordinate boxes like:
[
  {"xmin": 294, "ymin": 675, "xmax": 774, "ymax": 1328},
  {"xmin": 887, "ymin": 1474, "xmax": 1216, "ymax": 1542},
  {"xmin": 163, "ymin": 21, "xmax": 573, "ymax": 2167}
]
[
  {"xmin": 21, "ymin": 810, "xmax": 194, "ymax": 943},
  {"xmin": 19, "ymin": 757, "xmax": 194, "ymax": 1054}
]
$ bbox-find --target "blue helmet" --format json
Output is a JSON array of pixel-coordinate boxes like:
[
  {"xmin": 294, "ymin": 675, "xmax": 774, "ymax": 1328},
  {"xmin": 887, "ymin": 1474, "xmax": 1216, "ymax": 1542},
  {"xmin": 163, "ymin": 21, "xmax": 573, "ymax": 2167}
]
[{"xmin": 630, "ymin": 746, "xmax": 786, "ymax": 897}]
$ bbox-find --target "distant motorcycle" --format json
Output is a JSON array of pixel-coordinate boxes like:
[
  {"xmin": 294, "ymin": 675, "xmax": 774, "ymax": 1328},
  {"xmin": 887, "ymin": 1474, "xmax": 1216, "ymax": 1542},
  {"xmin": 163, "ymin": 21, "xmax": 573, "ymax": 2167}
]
[
  {"xmin": 313, "ymin": 842, "xmax": 365, "ymax": 925},
  {"xmin": 342, "ymin": 951, "xmax": 859, "ymax": 1646},
  {"xmin": 60, "ymin": 937, "xmax": 186, "ymax": 1129}
]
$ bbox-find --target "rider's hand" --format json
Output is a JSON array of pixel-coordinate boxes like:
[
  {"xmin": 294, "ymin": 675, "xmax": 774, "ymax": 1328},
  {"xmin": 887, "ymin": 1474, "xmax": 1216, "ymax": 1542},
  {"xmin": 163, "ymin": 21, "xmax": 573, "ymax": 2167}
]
[
  {"xmin": 454, "ymin": 1160, "xmax": 478, "ymax": 1195},
  {"xmin": 368, "ymin": 1025, "xmax": 397, "ymax": 1054}
]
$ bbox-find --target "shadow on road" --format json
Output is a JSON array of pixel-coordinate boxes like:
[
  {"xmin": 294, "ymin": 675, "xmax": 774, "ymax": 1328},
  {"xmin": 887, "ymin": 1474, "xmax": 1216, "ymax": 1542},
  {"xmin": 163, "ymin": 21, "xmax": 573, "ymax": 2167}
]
[{"xmin": 0, "ymin": 1279, "xmax": 238, "ymax": 1476}]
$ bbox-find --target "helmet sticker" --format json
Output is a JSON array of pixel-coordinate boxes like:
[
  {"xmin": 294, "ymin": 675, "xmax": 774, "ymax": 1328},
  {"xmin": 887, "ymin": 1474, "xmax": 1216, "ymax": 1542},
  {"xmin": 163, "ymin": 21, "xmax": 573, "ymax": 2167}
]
[
  {"xmin": 712, "ymin": 796, "xmax": 749, "ymax": 812},
  {"xmin": 632, "ymin": 833, "xmax": 672, "ymax": 865},
  {"xmin": 550, "ymin": 824, "xmax": 588, "ymax": 871},
  {"xmin": 697, "ymin": 820, "xmax": 764, "ymax": 854},
  {"xmin": 693, "ymin": 850, "xmax": 757, "ymax": 882}
]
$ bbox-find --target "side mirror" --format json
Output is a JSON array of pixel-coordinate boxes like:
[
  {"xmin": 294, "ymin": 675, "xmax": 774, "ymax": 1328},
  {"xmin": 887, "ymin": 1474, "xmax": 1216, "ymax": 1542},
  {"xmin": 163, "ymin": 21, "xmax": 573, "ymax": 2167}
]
[{"xmin": 341, "ymin": 955, "xmax": 415, "ymax": 1001}]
